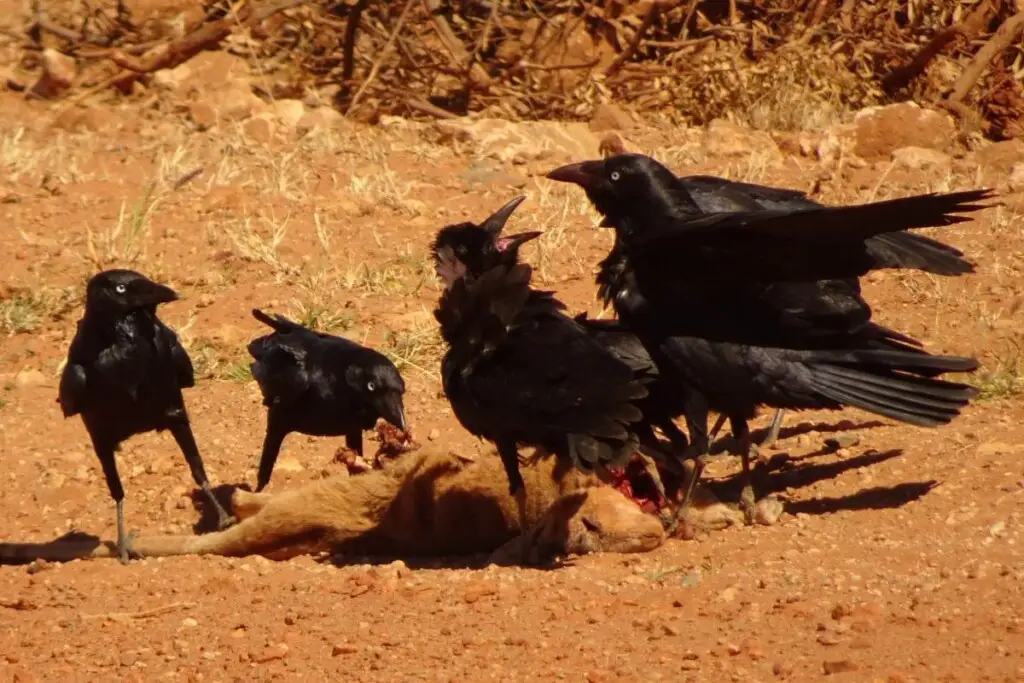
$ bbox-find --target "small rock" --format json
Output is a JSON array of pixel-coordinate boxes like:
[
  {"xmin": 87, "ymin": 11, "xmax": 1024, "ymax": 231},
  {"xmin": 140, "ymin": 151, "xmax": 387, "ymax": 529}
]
[
  {"xmin": 331, "ymin": 643, "xmax": 358, "ymax": 656},
  {"xmin": 254, "ymin": 643, "xmax": 289, "ymax": 663},
  {"xmin": 14, "ymin": 369, "xmax": 47, "ymax": 388},
  {"xmin": 1007, "ymin": 163, "xmax": 1024, "ymax": 193},
  {"xmin": 189, "ymin": 101, "xmax": 218, "ymax": 130},
  {"xmin": 590, "ymin": 103, "xmax": 633, "ymax": 132},
  {"xmin": 242, "ymin": 114, "xmax": 277, "ymax": 143},
  {"xmin": 296, "ymin": 107, "xmax": 344, "ymax": 135},
  {"xmin": 851, "ymin": 102, "xmax": 954, "ymax": 160},
  {"xmin": 822, "ymin": 660, "xmax": 858, "ymax": 675},
  {"xmin": 891, "ymin": 146, "xmax": 951, "ymax": 173},
  {"xmin": 825, "ymin": 433, "xmax": 860, "ymax": 450},
  {"xmin": 272, "ymin": 99, "xmax": 307, "ymax": 128},
  {"xmin": 28, "ymin": 49, "xmax": 76, "ymax": 99},
  {"xmin": 704, "ymin": 118, "xmax": 782, "ymax": 163},
  {"xmin": 427, "ymin": 429, "xmax": 440, "ymax": 441},
  {"xmin": 181, "ymin": 617, "xmax": 198, "ymax": 628},
  {"xmin": 463, "ymin": 581, "xmax": 498, "ymax": 604}
]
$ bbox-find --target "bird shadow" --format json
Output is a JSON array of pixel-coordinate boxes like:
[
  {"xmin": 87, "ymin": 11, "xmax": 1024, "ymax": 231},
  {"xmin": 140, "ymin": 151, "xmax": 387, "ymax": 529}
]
[
  {"xmin": 0, "ymin": 530, "xmax": 111, "ymax": 565},
  {"xmin": 702, "ymin": 447, "xmax": 936, "ymax": 516},
  {"xmin": 785, "ymin": 481, "xmax": 938, "ymax": 516},
  {"xmin": 708, "ymin": 419, "xmax": 886, "ymax": 455}
]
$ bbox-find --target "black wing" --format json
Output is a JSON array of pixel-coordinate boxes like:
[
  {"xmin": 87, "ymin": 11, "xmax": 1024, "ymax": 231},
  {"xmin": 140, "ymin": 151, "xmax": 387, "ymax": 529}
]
[
  {"xmin": 58, "ymin": 361, "xmax": 87, "ymax": 417},
  {"xmin": 628, "ymin": 188, "xmax": 994, "ymax": 284}
]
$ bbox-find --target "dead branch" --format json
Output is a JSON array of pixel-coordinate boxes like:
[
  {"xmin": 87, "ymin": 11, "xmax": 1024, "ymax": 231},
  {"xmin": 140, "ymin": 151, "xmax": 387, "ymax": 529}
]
[
  {"xmin": 345, "ymin": 0, "xmax": 416, "ymax": 115},
  {"xmin": 340, "ymin": 0, "xmax": 371, "ymax": 92},
  {"xmin": 882, "ymin": 0, "xmax": 995, "ymax": 94},
  {"xmin": 605, "ymin": 1, "xmax": 662, "ymax": 77},
  {"xmin": 109, "ymin": 0, "xmax": 307, "ymax": 74},
  {"xmin": 406, "ymin": 97, "xmax": 458, "ymax": 119},
  {"xmin": 420, "ymin": 0, "xmax": 491, "ymax": 89},
  {"xmin": 948, "ymin": 9, "xmax": 1024, "ymax": 103}
]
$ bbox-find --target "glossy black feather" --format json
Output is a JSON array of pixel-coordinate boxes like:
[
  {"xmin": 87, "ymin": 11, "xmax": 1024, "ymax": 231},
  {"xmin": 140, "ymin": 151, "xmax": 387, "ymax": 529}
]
[{"xmin": 247, "ymin": 308, "xmax": 407, "ymax": 491}]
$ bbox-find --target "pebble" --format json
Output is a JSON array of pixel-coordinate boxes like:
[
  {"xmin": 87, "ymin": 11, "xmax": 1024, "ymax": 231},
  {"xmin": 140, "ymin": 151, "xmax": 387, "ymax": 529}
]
[
  {"xmin": 332, "ymin": 643, "xmax": 358, "ymax": 656},
  {"xmin": 822, "ymin": 660, "xmax": 858, "ymax": 675},
  {"xmin": 254, "ymin": 643, "xmax": 289, "ymax": 663}
]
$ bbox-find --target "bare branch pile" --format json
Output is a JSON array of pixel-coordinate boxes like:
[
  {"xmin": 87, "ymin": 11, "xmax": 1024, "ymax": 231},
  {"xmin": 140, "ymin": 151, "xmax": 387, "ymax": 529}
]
[{"xmin": 6, "ymin": 0, "xmax": 1024, "ymax": 139}]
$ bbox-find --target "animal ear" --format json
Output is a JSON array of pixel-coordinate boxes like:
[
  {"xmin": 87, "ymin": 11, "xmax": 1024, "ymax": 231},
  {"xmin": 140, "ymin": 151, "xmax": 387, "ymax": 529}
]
[{"xmin": 580, "ymin": 515, "xmax": 603, "ymax": 534}]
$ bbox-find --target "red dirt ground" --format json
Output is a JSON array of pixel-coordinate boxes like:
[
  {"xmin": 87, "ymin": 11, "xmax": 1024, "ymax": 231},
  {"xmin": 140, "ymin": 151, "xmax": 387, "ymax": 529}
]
[{"xmin": 1, "ymin": 19, "xmax": 1023, "ymax": 681}]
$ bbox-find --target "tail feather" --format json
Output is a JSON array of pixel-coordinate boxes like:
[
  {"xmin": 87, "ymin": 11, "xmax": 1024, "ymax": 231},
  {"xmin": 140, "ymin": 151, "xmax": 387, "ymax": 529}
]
[
  {"xmin": 814, "ymin": 348, "xmax": 980, "ymax": 374},
  {"xmin": 868, "ymin": 232, "xmax": 974, "ymax": 276},
  {"xmin": 252, "ymin": 308, "xmax": 303, "ymax": 333}
]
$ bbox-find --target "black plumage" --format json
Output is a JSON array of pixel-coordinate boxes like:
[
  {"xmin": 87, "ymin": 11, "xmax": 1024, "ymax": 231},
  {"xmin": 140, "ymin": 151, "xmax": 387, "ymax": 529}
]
[
  {"xmin": 247, "ymin": 308, "xmax": 407, "ymax": 492},
  {"xmin": 58, "ymin": 269, "xmax": 234, "ymax": 563},
  {"xmin": 430, "ymin": 197, "xmax": 692, "ymax": 473},
  {"xmin": 431, "ymin": 199, "xmax": 650, "ymax": 535},
  {"xmin": 547, "ymin": 153, "xmax": 990, "ymax": 518}
]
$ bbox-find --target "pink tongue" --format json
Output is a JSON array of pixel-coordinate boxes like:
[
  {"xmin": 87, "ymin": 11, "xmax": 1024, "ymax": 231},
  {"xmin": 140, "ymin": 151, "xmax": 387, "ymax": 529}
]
[{"xmin": 495, "ymin": 237, "xmax": 513, "ymax": 252}]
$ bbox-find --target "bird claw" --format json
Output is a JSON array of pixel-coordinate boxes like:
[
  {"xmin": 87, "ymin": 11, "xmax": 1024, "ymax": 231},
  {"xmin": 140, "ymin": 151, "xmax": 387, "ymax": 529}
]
[
  {"xmin": 739, "ymin": 485, "xmax": 758, "ymax": 526},
  {"xmin": 118, "ymin": 530, "xmax": 141, "ymax": 565},
  {"xmin": 216, "ymin": 513, "xmax": 238, "ymax": 531}
]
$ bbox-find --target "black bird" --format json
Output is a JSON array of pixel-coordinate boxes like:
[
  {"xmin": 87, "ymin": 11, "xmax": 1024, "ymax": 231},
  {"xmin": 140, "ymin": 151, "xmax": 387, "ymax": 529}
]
[
  {"xmin": 58, "ymin": 269, "xmax": 234, "ymax": 564},
  {"xmin": 431, "ymin": 198, "xmax": 694, "ymax": 467},
  {"xmin": 247, "ymin": 309, "xmax": 408, "ymax": 492},
  {"xmin": 432, "ymin": 201, "xmax": 650, "ymax": 539},
  {"xmin": 547, "ymin": 154, "xmax": 990, "ymax": 519},
  {"xmin": 635, "ymin": 171, "xmax": 975, "ymax": 448}
]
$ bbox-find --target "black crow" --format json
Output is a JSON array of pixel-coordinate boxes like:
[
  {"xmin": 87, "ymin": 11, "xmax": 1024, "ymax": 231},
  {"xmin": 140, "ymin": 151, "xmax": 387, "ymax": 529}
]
[
  {"xmin": 431, "ymin": 202, "xmax": 650, "ymax": 542},
  {"xmin": 58, "ymin": 269, "xmax": 234, "ymax": 564},
  {"xmin": 547, "ymin": 153, "xmax": 990, "ymax": 519},
  {"xmin": 247, "ymin": 309, "xmax": 407, "ymax": 492},
  {"xmin": 430, "ymin": 198, "xmax": 693, "ymax": 501}
]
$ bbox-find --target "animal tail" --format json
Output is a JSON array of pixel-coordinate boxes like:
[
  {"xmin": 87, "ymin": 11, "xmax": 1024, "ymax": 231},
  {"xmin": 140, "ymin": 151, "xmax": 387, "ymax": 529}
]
[{"xmin": 807, "ymin": 349, "xmax": 979, "ymax": 427}]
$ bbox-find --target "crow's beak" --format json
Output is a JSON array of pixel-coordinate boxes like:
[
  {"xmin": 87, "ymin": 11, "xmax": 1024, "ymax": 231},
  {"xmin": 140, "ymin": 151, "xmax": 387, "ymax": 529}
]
[
  {"xmin": 495, "ymin": 231, "xmax": 542, "ymax": 253},
  {"xmin": 135, "ymin": 281, "xmax": 179, "ymax": 306},
  {"xmin": 481, "ymin": 195, "xmax": 528, "ymax": 236},
  {"xmin": 375, "ymin": 393, "xmax": 407, "ymax": 432},
  {"xmin": 545, "ymin": 160, "xmax": 605, "ymax": 189}
]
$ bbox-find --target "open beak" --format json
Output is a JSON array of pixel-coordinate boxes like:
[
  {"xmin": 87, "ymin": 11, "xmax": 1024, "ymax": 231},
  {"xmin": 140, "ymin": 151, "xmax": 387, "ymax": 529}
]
[
  {"xmin": 375, "ymin": 393, "xmax": 407, "ymax": 432},
  {"xmin": 495, "ymin": 230, "xmax": 542, "ymax": 253},
  {"xmin": 480, "ymin": 195, "xmax": 528, "ymax": 236},
  {"xmin": 545, "ymin": 160, "xmax": 606, "ymax": 189}
]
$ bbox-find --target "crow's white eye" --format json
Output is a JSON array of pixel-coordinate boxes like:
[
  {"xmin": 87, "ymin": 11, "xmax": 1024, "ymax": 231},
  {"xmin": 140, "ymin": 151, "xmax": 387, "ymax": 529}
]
[
  {"xmin": 115, "ymin": 284, "xmax": 127, "ymax": 294},
  {"xmin": 610, "ymin": 171, "xmax": 621, "ymax": 181},
  {"xmin": 366, "ymin": 381, "xmax": 376, "ymax": 392}
]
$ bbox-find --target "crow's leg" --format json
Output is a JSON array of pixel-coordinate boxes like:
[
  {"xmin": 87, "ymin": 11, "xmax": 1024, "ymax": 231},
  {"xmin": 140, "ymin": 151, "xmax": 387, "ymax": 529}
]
[
  {"xmin": 169, "ymin": 420, "xmax": 236, "ymax": 530},
  {"xmin": 256, "ymin": 423, "xmax": 288, "ymax": 493},
  {"xmin": 731, "ymin": 418, "xmax": 760, "ymax": 524},
  {"xmin": 665, "ymin": 394, "xmax": 711, "ymax": 536},
  {"xmin": 91, "ymin": 436, "xmax": 137, "ymax": 564},
  {"xmin": 760, "ymin": 409, "xmax": 785, "ymax": 449},
  {"xmin": 496, "ymin": 438, "xmax": 531, "ymax": 562},
  {"xmin": 345, "ymin": 431, "xmax": 363, "ymax": 457}
]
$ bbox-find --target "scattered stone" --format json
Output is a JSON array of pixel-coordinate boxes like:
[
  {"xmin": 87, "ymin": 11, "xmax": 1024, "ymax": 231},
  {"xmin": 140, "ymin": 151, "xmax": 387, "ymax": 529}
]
[
  {"xmin": 332, "ymin": 643, "xmax": 358, "ymax": 656},
  {"xmin": 590, "ymin": 103, "xmax": 633, "ymax": 132},
  {"xmin": 851, "ymin": 102, "xmax": 955, "ymax": 160},
  {"xmin": 703, "ymin": 118, "xmax": 782, "ymax": 164},
  {"xmin": 428, "ymin": 118, "xmax": 600, "ymax": 165},
  {"xmin": 14, "ymin": 369, "xmax": 47, "ymax": 388},
  {"xmin": 463, "ymin": 581, "xmax": 499, "ymax": 604},
  {"xmin": 822, "ymin": 660, "xmax": 858, "ymax": 675},
  {"xmin": 254, "ymin": 643, "xmax": 289, "ymax": 663},
  {"xmin": 427, "ymin": 429, "xmax": 440, "ymax": 441},
  {"xmin": 28, "ymin": 49, "xmax": 76, "ymax": 99},
  {"xmin": 296, "ymin": 106, "xmax": 345, "ymax": 135},
  {"xmin": 825, "ymin": 433, "xmax": 860, "ymax": 450},
  {"xmin": 181, "ymin": 617, "xmax": 198, "ymax": 628},
  {"xmin": 891, "ymin": 146, "xmax": 951, "ymax": 173},
  {"xmin": 1007, "ymin": 163, "xmax": 1024, "ymax": 193},
  {"xmin": 272, "ymin": 99, "xmax": 307, "ymax": 128},
  {"xmin": 242, "ymin": 114, "xmax": 277, "ymax": 143}
]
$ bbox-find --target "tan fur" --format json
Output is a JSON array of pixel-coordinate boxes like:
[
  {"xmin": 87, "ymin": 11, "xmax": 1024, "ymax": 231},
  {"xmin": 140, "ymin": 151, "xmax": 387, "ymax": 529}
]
[{"xmin": 0, "ymin": 448, "xmax": 667, "ymax": 564}]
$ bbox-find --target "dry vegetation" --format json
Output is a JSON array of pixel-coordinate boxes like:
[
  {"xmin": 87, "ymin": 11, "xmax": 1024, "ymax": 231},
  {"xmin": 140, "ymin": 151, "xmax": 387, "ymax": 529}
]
[{"xmin": 0, "ymin": 1, "xmax": 1022, "ymax": 681}]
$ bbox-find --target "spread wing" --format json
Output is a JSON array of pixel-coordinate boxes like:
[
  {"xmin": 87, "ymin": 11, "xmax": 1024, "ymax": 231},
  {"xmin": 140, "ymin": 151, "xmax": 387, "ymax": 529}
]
[{"xmin": 628, "ymin": 188, "xmax": 993, "ymax": 284}]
